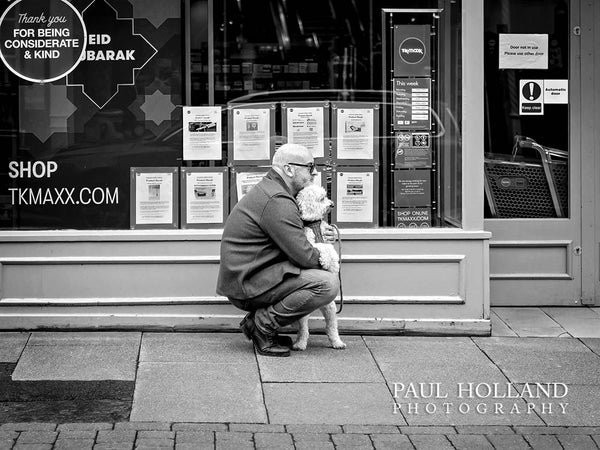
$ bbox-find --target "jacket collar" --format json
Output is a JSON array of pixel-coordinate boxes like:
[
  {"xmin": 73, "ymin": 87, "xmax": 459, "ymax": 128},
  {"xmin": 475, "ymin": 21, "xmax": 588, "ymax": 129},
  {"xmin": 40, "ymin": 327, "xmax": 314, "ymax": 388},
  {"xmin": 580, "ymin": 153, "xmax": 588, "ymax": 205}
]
[{"xmin": 266, "ymin": 168, "xmax": 294, "ymax": 197}]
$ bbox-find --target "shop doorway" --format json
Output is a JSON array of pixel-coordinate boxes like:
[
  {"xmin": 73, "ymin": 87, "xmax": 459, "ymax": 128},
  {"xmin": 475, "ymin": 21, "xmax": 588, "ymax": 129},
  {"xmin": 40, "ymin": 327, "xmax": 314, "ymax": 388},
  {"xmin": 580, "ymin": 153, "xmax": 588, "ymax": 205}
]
[{"xmin": 483, "ymin": 0, "xmax": 583, "ymax": 305}]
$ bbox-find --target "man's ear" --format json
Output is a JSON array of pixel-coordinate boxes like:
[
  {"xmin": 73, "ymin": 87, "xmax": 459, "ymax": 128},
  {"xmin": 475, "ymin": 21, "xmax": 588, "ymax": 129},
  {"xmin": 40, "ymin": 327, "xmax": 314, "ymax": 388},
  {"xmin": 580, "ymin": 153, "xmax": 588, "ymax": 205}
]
[{"xmin": 283, "ymin": 165, "xmax": 294, "ymax": 177}]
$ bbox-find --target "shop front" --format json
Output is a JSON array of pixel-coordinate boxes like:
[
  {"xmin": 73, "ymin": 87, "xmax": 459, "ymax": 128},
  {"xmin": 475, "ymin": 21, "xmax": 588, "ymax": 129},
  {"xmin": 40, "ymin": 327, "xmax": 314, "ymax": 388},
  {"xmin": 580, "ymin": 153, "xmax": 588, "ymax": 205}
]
[{"xmin": 5, "ymin": 0, "xmax": 591, "ymax": 333}]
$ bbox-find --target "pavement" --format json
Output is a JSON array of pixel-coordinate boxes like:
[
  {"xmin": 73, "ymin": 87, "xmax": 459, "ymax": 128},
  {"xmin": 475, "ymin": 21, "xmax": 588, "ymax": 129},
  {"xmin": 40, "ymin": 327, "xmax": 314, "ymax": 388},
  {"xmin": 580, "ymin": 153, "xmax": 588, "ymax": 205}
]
[{"xmin": 0, "ymin": 306, "xmax": 600, "ymax": 449}]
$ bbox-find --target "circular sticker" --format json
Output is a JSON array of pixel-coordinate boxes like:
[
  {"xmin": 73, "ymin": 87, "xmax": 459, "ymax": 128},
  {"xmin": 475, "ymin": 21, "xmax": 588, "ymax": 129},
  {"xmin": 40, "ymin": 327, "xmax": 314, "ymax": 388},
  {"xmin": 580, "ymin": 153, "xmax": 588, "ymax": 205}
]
[
  {"xmin": 0, "ymin": 0, "xmax": 87, "ymax": 83},
  {"xmin": 398, "ymin": 37, "xmax": 426, "ymax": 64},
  {"xmin": 521, "ymin": 81, "xmax": 542, "ymax": 101}
]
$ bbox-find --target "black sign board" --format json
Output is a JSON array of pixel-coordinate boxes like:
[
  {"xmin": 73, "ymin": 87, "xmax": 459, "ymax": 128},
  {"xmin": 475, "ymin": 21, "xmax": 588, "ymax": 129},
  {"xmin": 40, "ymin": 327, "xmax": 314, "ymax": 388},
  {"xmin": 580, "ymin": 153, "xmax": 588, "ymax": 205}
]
[
  {"xmin": 393, "ymin": 169, "xmax": 431, "ymax": 207},
  {"xmin": 393, "ymin": 25, "xmax": 431, "ymax": 77},
  {"xmin": 393, "ymin": 78, "xmax": 431, "ymax": 130},
  {"xmin": 395, "ymin": 132, "xmax": 432, "ymax": 168},
  {"xmin": 393, "ymin": 207, "xmax": 432, "ymax": 228}
]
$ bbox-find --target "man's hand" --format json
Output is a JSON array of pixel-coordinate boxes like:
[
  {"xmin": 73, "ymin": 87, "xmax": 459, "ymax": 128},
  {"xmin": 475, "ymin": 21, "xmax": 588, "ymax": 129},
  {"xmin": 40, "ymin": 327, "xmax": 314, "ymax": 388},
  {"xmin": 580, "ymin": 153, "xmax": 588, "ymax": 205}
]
[{"xmin": 322, "ymin": 224, "xmax": 336, "ymax": 243}]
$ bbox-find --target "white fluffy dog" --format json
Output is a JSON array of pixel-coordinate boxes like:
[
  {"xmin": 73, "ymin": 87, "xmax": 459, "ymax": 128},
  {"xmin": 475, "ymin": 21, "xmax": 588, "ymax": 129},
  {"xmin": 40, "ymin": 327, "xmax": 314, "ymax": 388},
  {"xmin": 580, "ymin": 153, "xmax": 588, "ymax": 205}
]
[{"xmin": 294, "ymin": 184, "xmax": 346, "ymax": 350}]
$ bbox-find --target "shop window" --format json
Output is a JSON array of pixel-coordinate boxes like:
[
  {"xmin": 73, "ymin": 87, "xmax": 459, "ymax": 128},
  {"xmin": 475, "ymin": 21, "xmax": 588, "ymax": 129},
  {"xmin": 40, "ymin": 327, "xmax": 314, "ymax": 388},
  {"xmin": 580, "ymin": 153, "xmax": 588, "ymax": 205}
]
[
  {"xmin": 188, "ymin": 0, "xmax": 463, "ymax": 229},
  {"xmin": 484, "ymin": 0, "xmax": 569, "ymax": 219},
  {"xmin": 0, "ymin": 0, "xmax": 183, "ymax": 229}
]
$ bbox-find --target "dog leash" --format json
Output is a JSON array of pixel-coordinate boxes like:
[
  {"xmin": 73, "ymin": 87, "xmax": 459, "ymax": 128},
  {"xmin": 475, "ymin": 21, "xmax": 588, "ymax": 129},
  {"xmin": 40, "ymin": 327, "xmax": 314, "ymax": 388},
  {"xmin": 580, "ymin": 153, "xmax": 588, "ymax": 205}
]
[{"xmin": 332, "ymin": 224, "xmax": 343, "ymax": 314}]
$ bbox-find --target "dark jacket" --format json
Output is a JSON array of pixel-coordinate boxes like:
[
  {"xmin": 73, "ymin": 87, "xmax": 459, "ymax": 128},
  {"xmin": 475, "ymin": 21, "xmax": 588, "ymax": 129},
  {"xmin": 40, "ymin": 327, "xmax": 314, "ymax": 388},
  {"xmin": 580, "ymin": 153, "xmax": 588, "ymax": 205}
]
[{"xmin": 216, "ymin": 169, "xmax": 321, "ymax": 300}]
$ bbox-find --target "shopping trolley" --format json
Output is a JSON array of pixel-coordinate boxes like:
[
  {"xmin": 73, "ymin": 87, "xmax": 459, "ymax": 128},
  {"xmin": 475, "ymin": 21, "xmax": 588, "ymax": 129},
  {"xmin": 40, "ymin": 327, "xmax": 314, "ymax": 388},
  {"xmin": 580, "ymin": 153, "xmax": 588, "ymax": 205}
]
[{"xmin": 484, "ymin": 135, "xmax": 568, "ymax": 218}]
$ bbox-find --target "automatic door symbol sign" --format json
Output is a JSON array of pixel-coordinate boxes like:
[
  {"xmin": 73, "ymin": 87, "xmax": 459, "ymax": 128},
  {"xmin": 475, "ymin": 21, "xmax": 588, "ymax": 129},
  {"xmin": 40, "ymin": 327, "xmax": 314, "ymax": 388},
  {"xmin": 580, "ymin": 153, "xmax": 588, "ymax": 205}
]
[{"xmin": 520, "ymin": 80, "xmax": 544, "ymax": 115}]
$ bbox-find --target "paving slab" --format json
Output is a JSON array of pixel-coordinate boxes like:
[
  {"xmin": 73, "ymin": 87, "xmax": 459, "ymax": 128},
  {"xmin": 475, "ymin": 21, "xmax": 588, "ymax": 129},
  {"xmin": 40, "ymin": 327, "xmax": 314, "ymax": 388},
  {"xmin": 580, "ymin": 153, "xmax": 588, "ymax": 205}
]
[
  {"xmin": 139, "ymin": 333, "xmax": 255, "ymax": 363},
  {"xmin": 516, "ymin": 384, "xmax": 600, "ymax": 426},
  {"xmin": 490, "ymin": 312, "xmax": 518, "ymax": 337},
  {"xmin": 474, "ymin": 337, "xmax": 600, "ymax": 385},
  {"xmin": 27, "ymin": 332, "xmax": 141, "ymax": 346},
  {"xmin": 263, "ymin": 382, "xmax": 403, "ymax": 425},
  {"xmin": 543, "ymin": 307, "xmax": 600, "ymax": 338},
  {"xmin": 131, "ymin": 362, "xmax": 267, "ymax": 423},
  {"xmin": 522, "ymin": 434, "xmax": 562, "ymax": 450},
  {"xmin": 364, "ymin": 337, "xmax": 508, "ymax": 387},
  {"xmin": 0, "ymin": 333, "xmax": 30, "ymax": 363},
  {"xmin": 257, "ymin": 336, "xmax": 382, "ymax": 382},
  {"xmin": 581, "ymin": 338, "xmax": 600, "ymax": 356},
  {"xmin": 492, "ymin": 308, "xmax": 567, "ymax": 337},
  {"xmin": 408, "ymin": 434, "xmax": 453, "ymax": 450},
  {"xmin": 11, "ymin": 343, "xmax": 140, "ymax": 381},
  {"xmin": 556, "ymin": 434, "xmax": 599, "ymax": 450},
  {"xmin": 364, "ymin": 337, "xmax": 543, "ymax": 426}
]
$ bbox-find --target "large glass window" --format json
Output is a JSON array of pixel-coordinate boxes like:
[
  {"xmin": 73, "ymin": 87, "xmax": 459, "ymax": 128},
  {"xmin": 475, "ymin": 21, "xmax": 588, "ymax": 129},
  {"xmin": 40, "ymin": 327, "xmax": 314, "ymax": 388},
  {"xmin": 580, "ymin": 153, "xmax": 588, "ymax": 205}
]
[
  {"xmin": 0, "ymin": 0, "xmax": 183, "ymax": 229},
  {"xmin": 189, "ymin": 0, "xmax": 462, "ymax": 229},
  {"xmin": 484, "ymin": 0, "xmax": 569, "ymax": 219},
  {"xmin": 0, "ymin": 0, "xmax": 461, "ymax": 230}
]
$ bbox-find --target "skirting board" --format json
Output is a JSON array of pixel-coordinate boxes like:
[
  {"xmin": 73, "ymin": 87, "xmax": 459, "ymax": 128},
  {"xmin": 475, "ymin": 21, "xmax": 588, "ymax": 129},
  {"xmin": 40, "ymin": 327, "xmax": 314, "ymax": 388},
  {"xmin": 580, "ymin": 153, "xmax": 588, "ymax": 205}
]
[{"xmin": 0, "ymin": 313, "xmax": 491, "ymax": 336}]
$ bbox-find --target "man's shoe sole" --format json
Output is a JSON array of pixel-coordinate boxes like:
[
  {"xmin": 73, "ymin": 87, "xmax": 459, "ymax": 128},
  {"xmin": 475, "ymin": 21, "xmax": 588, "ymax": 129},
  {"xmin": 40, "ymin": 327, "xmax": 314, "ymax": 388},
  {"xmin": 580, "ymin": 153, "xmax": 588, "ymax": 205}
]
[{"xmin": 254, "ymin": 344, "xmax": 291, "ymax": 357}]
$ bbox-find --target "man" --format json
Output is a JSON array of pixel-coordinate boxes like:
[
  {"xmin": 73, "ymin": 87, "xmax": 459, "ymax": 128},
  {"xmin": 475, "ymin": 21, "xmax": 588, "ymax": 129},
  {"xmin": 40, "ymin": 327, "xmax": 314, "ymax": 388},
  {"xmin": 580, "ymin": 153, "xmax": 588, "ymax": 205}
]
[{"xmin": 217, "ymin": 143, "xmax": 339, "ymax": 357}]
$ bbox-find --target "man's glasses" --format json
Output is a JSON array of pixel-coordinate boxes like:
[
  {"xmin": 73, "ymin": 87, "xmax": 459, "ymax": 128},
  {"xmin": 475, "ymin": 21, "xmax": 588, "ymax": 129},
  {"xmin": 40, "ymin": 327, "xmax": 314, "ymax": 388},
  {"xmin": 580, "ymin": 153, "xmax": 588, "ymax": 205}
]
[{"xmin": 287, "ymin": 162, "xmax": 316, "ymax": 172}]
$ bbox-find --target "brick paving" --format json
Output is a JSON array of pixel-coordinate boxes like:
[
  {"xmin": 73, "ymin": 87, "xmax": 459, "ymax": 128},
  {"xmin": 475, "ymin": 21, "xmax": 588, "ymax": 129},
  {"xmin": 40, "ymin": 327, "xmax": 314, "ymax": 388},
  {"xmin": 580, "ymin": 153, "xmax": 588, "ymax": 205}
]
[{"xmin": 0, "ymin": 423, "xmax": 599, "ymax": 449}]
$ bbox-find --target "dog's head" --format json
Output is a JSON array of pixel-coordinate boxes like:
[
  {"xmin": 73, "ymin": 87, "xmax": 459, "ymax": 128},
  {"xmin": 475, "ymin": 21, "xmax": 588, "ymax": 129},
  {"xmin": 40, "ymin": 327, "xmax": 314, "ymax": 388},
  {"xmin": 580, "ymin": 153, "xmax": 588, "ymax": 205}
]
[{"xmin": 296, "ymin": 184, "xmax": 334, "ymax": 221}]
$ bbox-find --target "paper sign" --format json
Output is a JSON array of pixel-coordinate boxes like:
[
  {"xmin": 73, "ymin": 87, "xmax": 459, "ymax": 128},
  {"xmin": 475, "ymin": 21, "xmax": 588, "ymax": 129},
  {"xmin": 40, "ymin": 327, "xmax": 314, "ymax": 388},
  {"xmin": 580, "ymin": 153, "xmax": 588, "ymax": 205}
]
[
  {"xmin": 336, "ymin": 171, "xmax": 374, "ymax": 223},
  {"xmin": 135, "ymin": 172, "xmax": 173, "ymax": 224},
  {"xmin": 183, "ymin": 106, "xmax": 222, "ymax": 160},
  {"xmin": 286, "ymin": 106, "xmax": 325, "ymax": 158},
  {"xmin": 520, "ymin": 79, "xmax": 544, "ymax": 115},
  {"xmin": 336, "ymin": 108, "xmax": 374, "ymax": 160},
  {"xmin": 543, "ymin": 79, "xmax": 568, "ymax": 104},
  {"xmin": 233, "ymin": 108, "xmax": 271, "ymax": 161},
  {"xmin": 236, "ymin": 171, "xmax": 268, "ymax": 200},
  {"xmin": 499, "ymin": 34, "xmax": 548, "ymax": 69},
  {"xmin": 185, "ymin": 171, "xmax": 224, "ymax": 224}
]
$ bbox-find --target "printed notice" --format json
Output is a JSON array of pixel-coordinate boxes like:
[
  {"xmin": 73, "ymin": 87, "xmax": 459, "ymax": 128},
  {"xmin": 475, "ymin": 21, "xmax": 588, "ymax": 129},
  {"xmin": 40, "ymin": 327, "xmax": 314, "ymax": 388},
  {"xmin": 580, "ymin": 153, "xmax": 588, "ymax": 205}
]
[
  {"xmin": 499, "ymin": 34, "xmax": 548, "ymax": 69},
  {"xmin": 393, "ymin": 78, "xmax": 431, "ymax": 130},
  {"xmin": 183, "ymin": 107, "xmax": 222, "ymax": 160},
  {"xmin": 543, "ymin": 79, "xmax": 568, "ymax": 104},
  {"xmin": 286, "ymin": 107, "xmax": 325, "ymax": 158},
  {"xmin": 0, "ymin": 0, "xmax": 86, "ymax": 83},
  {"xmin": 185, "ymin": 171, "xmax": 224, "ymax": 224},
  {"xmin": 236, "ymin": 171, "xmax": 268, "ymax": 200},
  {"xmin": 336, "ymin": 171, "xmax": 374, "ymax": 223},
  {"xmin": 520, "ymin": 79, "xmax": 544, "ymax": 115},
  {"xmin": 233, "ymin": 108, "xmax": 270, "ymax": 161},
  {"xmin": 337, "ymin": 108, "xmax": 374, "ymax": 160},
  {"xmin": 135, "ymin": 172, "xmax": 173, "ymax": 224}
]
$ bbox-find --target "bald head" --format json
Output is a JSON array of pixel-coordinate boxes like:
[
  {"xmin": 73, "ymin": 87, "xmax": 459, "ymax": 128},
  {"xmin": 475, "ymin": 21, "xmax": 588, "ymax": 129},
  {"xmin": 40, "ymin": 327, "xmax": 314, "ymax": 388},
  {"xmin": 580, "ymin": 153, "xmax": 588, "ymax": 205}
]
[
  {"xmin": 272, "ymin": 143, "xmax": 313, "ymax": 169},
  {"xmin": 271, "ymin": 143, "xmax": 316, "ymax": 195}
]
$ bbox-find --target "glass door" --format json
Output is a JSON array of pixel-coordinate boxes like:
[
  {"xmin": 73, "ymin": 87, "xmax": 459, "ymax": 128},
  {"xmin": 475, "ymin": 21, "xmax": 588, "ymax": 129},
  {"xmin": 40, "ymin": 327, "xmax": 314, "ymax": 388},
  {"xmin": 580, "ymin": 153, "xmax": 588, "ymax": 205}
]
[{"xmin": 483, "ymin": 0, "xmax": 582, "ymax": 305}]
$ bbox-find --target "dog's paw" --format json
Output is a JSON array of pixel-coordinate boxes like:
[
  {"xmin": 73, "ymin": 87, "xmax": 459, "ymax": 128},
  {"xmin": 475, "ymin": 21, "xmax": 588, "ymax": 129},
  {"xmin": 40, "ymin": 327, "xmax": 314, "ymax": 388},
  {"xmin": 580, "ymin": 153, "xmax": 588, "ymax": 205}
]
[
  {"xmin": 330, "ymin": 339, "xmax": 347, "ymax": 349},
  {"xmin": 292, "ymin": 340, "xmax": 307, "ymax": 351}
]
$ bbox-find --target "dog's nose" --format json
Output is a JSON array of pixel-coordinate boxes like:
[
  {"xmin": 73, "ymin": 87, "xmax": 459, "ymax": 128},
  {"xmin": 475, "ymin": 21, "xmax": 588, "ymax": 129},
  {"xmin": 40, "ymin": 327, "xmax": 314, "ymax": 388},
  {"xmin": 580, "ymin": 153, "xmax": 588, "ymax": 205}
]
[{"xmin": 330, "ymin": 201, "xmax": 335, "ymax": 208}]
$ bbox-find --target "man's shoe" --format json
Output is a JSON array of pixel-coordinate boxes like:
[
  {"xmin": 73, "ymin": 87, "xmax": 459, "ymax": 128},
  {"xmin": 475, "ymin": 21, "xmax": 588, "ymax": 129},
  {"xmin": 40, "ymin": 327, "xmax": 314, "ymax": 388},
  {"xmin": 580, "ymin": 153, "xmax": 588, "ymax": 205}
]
[
  {"xmin": 240, "ymin": 312, "xmax": 292, "ymax": 348},
  {"xmin": 240, "ymin": 316, "xmax": 290, "ymax": 357},
  {"xmin": 240, "ymin": 312, "xmax": 255, "ymax": 341},
  {"xmin": 276, "ymin": 335, "xmax": 293, "ymax": 348}
]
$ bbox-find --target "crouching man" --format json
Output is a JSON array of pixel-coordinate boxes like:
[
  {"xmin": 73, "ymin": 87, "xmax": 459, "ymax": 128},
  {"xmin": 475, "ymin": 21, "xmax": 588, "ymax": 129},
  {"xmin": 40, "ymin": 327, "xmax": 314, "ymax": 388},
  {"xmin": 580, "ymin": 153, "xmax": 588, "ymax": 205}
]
[{"xmin": 216, "ymin": 143, "xmax": 339, "ymax": 357}]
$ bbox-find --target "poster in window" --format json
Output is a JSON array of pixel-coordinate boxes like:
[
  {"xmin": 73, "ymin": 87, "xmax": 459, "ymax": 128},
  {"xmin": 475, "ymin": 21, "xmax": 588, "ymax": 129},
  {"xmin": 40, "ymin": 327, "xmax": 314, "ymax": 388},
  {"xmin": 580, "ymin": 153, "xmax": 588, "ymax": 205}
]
[
  {"xmin": 393, "ymin": 25, "xmax": 431, "ymax": 77},
  {"xmin": 236, "ymin": 171, "xmax": 268, "ymax": 201},
  {"xmin": 181, "ymin": 167, "xmax": 227, "ymax": 228},
  {"xmin": 232, "ymin": 108, "xmax": 271, "ymax": 162},
  {"xmin": 336, "ymin": 108, "xmax": 374, "ymax": 160},
  {"xmin": 498, "ymin": 34, "xmax": 548, "ymax": 70},
  {"xmin": 393, "ymin": 78, "xmax": 431, "ymax": 130},
  {"xmin": 332, "ymin": 167, "xmax": 378, "ymax": 227},
  {"xmin": 183, "ymin": 107, "xmax": 222, "ymax": 160},
  {"xmin": 130, "ymin": 167, "xmax": 178, "ymax": 229},
  {"xmin": 393, "ymin": 169, "xmax": 431, "ymax": 207},
  {"xmin": 283, "ymin": 104, "xmax": 328, "ymax": 159}
]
